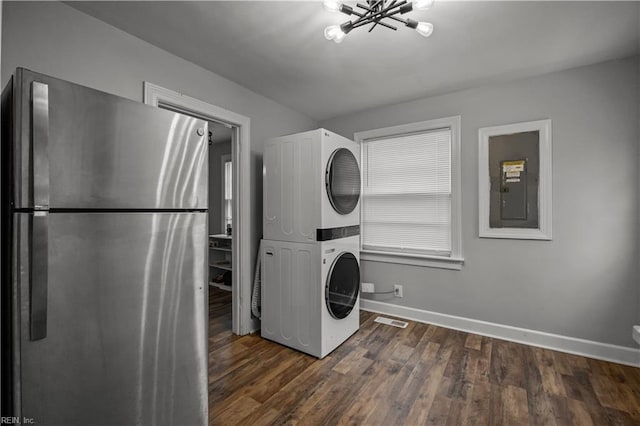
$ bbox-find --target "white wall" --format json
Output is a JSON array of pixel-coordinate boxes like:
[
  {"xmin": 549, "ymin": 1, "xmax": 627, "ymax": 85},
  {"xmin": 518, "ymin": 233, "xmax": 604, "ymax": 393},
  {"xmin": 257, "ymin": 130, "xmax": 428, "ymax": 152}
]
[
  {"xmin": 1, "ymin": 1, "xmax": 317, "ymax": 274},
  {"xmin": 323, "ymin": 57, "xmax": 640, "ymax": 348}
]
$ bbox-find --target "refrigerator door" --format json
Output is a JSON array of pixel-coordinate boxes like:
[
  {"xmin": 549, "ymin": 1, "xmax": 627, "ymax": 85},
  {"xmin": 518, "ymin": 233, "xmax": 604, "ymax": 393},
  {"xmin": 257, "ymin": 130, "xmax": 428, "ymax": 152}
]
[
  {"xmin": 12, "ymin": 68, "xmax": 207, "ymax": 210},
  {"xmin": 13, "ymin": 212, "xmax": 208, "ymax": 426}
]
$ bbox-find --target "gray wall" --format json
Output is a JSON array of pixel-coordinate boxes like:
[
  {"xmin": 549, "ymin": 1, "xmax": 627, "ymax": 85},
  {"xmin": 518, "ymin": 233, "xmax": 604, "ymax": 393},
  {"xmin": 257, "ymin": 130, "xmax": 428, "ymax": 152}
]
[
  {"xmin": 637, "ymin": 5, "xmax": 640, "ymax": 331},
  {"xmin": 322, "ymin": 57, "xmax": 640, "ymax": 348},
  {"xmin": 1, "ymin": 1, "xmax": 317, "ymax": 273},
  {"xmin": 209, "ymin": 139, "xmax": 232, "ymax": 236}
]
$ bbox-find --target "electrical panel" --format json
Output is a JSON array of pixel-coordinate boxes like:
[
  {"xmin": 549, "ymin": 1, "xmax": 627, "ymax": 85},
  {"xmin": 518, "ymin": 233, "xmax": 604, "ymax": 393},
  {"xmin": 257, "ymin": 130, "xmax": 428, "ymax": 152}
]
[
  {"xmin": 500, "ymin": 159, "xmax": 527, "ymax": 220},
  {"xmin": 489, "ymin": 131, "xmax": 539, "ymax": 229}
]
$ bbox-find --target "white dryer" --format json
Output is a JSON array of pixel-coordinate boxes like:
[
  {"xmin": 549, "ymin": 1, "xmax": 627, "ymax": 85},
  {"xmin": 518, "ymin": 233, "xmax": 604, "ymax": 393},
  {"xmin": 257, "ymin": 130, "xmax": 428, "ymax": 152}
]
[
  {"xmin": 261, "ymin": 235, "xmax": 360, "ymax": 358},
  {"xmin": 263, "ymin": 128, "xmax": 360, "ymax": 244}
]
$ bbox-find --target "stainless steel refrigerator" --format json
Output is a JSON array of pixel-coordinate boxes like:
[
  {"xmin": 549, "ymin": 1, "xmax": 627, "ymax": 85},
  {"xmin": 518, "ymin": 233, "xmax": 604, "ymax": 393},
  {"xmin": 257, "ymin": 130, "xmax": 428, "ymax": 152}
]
[{"xmin": 1, "ymin": 69, "xmax": 209, "ymax": 425}]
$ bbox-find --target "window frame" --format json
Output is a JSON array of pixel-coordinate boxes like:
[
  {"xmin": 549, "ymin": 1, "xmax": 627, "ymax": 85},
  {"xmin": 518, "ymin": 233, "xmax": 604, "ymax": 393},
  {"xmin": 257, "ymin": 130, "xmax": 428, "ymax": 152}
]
[
  {"xmin": 221, "ymin": 154, "xmax": 232, "ymax": 232},
  {"xmin": 355, "ymin": 116, "xmax": 463, "ymax": 270}
]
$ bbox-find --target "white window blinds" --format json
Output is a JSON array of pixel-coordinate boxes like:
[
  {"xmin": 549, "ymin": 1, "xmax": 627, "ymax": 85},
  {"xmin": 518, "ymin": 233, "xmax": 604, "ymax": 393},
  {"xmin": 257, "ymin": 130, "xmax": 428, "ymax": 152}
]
[{"xmin": 362, "ymin": 128, "xmax": 452, "ymax": 256}]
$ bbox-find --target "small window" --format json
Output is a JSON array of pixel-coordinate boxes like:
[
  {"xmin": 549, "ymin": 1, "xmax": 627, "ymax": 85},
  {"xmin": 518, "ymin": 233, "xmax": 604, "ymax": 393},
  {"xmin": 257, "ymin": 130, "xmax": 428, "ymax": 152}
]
[
  {"xmin": 356, "ymin": 116, "xmax": 463, "ymax": 270},
  {"xmin": 223, "ymin": 158, "xmax": 232, "ymax": 232}
]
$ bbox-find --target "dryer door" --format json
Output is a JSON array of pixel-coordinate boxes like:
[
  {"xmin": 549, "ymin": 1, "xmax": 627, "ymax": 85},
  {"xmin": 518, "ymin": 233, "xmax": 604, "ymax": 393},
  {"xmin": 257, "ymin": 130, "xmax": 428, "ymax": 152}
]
[
  {"xmin": 325, "ymin": 148, "xmax": 361, "ymax": 215},
  {"xmin": 325, "ymin": 252, "xmax": 360, "ymax": 319}
]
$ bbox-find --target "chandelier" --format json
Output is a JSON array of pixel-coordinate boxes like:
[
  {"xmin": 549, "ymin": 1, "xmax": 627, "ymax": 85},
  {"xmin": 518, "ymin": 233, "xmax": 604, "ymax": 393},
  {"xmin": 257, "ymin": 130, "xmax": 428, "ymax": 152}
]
[{"xmin": 323, "ymin": 0, "xmax": 435, "ymax": 43}]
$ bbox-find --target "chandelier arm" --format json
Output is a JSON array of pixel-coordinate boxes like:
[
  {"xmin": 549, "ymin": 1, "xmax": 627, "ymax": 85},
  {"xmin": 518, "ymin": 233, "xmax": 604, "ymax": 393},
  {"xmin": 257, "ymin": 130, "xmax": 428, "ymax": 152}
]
[
  {"xmin": 375, "ymin": 1, "xmax": 409, "ymax": 25},
  {"xmin": 373, "ymin": 20, "xmax": 398, "ymax": 30},
  {"xmin": 350, "ymin": 15, "xmax": 375, "ymax": 28},
  {"xmin": 378, "ymin": 0, "xmax": 400, "ymax": 19},
  {"xmin": 357, "ymin": 0, "xmax": 395, "ymax": 25},
  {"xmin": 373, "ymin": 10, "xmax": 409, "ymax": 24},
  {"xmin": 373, "ymin": 21, "xmax": 398, "ymax": 31},
  {"xmin": 351, "ymin": 5, "xmax": 383, "ymax": 27},
  {"xmin": 385, "ymin": 0, "xmax": 400, "ymax": 10},
  {"xmin": 356, "ymin": 0, "xmax": 407, "ymax": 20},
  {"xmin": 388, "ymin": 15, "xmax": 408, "ymax": 24},
  {"xmin": 373, "ymin": 2, "xmax": 401, "ymax": 32},
  {"xmin": 379, "ymin": 1, "xmax": 408, "ymax": 24},
  {"xmin": 350, "ymin": 3, "xmax": 406, "ymax": 29},
  {"xmin": 355, "ymin": 8, "xmax": 409, "ymax": 27},
  {"xmin": 339, "ymin": 4, "xmax": 368, "ymax": 19},
  {"xmin": 352, "ymin": 19, "xmax": 397, "ymax": 31}
]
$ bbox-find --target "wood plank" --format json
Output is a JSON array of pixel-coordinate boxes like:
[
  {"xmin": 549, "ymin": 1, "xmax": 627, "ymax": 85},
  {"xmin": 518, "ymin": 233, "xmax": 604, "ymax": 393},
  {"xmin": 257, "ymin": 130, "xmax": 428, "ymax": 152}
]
[
  {"xmin": 331, "ymin": 346, "xmax": 369, "ymax": 375},
  {"xmin": 295, "ymin": 359, "xmax": 379, "ymax": 425},
  {"xmin": 534, "ymin": 347, "xmax": 567, "ymax": 397},
  {"xmin": 448, "ymin": 350, "xmax": 477, "ymax": 401},
  {"xmin": 466, "ymin": 378, "xmax": 491, "ymax": 426},
  {"xmin": 242, "ymin": 354, "xmax": 343, "ymax": 425},
  {"xmin": 475, "ymin": 336, "xmax": 493, "ymax": 381},
  {"xmin": 502, "ymin": 385, "xmax": 530, "ymax": 425},
  {"xmin": 337, "ymin": 359, "xmax": 408, "ymax": 425},
  {"xmin": 465, "ymin": 333, "xmax": 483, "ymax": 351},
  {"xmin": 567, "ymin": 398, "xmax": 595, "ymax": 426},
  {"xmin": 403, "ymin": 345, "xmax": 454, "ymax": 424},
  {"xmin": 381, "ymin": 342, "xmax": 441, "ymax": 425},
  {"xmin": 523, "ymin": 346, "xmax": 558, "ymax": 426},
  {"xmin": 445, "ymin": 398, "xmax": 471, "ymax": 426},
  {"xmin": 212, "ymin": 394, "xmax": 261, "ymax": 425},
  {"xmin": 489, "ymin": 339, "xmax": 527, "ymax": 389},
  {"xmin": 590, "ymin": 373, "xmax": 640, "ymax": 421},
  {"xmin": 425, "ymin": 393, "xmax": 453, "ymax": 425}
]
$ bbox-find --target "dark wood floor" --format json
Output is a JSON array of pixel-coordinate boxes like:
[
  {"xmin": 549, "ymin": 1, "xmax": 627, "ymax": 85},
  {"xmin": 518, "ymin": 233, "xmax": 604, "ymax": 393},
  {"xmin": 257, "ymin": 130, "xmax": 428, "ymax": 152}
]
[{"xmin": 208, "ymin": 288, "xmax": 640, "ymax": 425}]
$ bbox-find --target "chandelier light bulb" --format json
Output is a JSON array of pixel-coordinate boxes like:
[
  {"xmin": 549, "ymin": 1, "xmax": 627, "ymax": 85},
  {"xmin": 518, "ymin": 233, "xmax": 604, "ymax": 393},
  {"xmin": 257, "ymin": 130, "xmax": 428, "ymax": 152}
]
[
  {"xmin": 412, "ymin": 0, "xmax": 435, "ymax": 10},
  {"xmin": 323, "ymin": 0, "xmax": 342, "ymax": 13},
  {"xmin": 415, "ymin": 21, "xmax": 434, "ymax": 37},
  {"xmin": 324, "ymin": 24, "xmax": 346, "ymax": 41}
]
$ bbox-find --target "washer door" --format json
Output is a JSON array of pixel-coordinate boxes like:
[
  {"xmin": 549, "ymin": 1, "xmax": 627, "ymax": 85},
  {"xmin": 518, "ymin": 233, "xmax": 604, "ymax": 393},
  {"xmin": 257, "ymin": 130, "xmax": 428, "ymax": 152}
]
[
  {"xmin": 325, "ymin": 148, "xmax": 361, "ymax": 215},
  {"xmin": 325, "ymin": 252, "xmax": 360, "ymax": 319}
]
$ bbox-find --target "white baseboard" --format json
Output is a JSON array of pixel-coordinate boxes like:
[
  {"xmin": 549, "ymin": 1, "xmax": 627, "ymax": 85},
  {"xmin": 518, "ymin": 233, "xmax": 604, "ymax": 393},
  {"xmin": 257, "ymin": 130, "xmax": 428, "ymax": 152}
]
[{"xmin": 360, "ymin": 299, "xmax": 640, "ymax": 367}]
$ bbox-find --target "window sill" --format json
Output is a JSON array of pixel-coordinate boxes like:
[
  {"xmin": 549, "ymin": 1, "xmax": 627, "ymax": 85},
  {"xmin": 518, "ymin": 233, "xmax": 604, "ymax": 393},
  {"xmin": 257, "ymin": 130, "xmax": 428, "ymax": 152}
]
[{"xmin": 360, "ymin": 250, "xmax": 464, "ymax": 270}]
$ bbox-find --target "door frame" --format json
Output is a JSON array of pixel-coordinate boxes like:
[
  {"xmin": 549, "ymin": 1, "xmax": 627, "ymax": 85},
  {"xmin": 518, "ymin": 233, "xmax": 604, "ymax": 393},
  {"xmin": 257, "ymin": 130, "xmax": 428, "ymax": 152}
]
[{"xmin": 144, "ymin": 82, "xmax": 252, "ymax": 335}]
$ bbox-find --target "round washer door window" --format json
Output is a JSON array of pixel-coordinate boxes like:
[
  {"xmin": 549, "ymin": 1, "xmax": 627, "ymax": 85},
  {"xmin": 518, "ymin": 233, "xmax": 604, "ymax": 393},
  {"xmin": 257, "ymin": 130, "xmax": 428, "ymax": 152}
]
[
  {"xmin": 325, "ymin": 252, "xmax": 360, "ymax": 319},
  {"xmin": 325, "ymin": 148, "xmax": 361, "ymax": 215}
]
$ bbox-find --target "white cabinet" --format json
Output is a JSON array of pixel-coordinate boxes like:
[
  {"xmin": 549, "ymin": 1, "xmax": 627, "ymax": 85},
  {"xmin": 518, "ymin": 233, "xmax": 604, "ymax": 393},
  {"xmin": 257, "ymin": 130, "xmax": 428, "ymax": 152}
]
[{"xmin": 209, "ymin": 234, "xmax": 232, "ymax": 291}]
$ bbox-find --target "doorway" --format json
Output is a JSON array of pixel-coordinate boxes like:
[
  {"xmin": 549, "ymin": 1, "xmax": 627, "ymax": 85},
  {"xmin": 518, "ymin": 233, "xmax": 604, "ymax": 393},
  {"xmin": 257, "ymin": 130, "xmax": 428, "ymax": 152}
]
[
  {"xmin": 143, "ymin": 82, "xmax": 254, "ymax": 336},
  {"xmin": 208, "ymin": 121, "xmax": 234, "ymax": 332}
]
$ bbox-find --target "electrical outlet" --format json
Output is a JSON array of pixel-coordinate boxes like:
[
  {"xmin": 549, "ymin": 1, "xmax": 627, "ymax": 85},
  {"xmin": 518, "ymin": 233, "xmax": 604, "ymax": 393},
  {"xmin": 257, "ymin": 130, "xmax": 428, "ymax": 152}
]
[
  {"xmin": 394, "ymin": 285, "xmax": 403, "ymax": 298},
  {"xmin": 362, "ymin": 282, "xmax": 375, "ymax": 293}
]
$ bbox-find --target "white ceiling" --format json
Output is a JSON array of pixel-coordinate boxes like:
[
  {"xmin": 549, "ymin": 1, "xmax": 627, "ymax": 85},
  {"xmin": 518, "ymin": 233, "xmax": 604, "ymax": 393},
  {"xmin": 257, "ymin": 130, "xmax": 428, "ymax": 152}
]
[{"xmin": 69, "ymin": 1, "xmax": 639, "ymax": 121}]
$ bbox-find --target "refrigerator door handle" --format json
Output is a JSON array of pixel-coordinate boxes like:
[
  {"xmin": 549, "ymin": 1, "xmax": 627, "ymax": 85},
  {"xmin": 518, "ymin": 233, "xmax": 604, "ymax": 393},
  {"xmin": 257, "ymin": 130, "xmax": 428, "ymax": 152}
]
[
  {"xmin": 30, "ymin": 212, "xmax": 48, "ymax": 341},
  {"xmin": 31, "ymin": 81, "xmax": 50, "ymax": 211}
]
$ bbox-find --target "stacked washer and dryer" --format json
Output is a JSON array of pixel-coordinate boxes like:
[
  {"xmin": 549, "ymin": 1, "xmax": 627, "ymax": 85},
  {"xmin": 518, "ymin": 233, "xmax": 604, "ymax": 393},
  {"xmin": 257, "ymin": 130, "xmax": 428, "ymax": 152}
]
[{"xmin": 261, "ymin": 129, "xmax": 361, "ymax": 358}]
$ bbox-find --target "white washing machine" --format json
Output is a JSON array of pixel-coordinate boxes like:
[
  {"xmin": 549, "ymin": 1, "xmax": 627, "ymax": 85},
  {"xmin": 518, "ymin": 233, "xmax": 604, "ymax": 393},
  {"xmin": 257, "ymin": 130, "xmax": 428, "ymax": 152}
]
[
  {"xmin": 263, "ymin": 128, "xmax": 361, "ymax": 244},
  {"xmin": 261, "ymin": 235, "xmax": 360, "ymax": 358}
]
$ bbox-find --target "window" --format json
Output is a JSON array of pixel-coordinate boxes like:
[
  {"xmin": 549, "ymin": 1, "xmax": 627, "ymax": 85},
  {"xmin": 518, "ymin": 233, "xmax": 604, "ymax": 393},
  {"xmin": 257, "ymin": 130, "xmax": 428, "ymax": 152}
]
[
  {"xmin": 355, "ymin": 116, "xmax": 463, "ymax": 270},
  {"xmin": 222, "ymin": 156, "xmax": 233, "ymax": 232}
]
